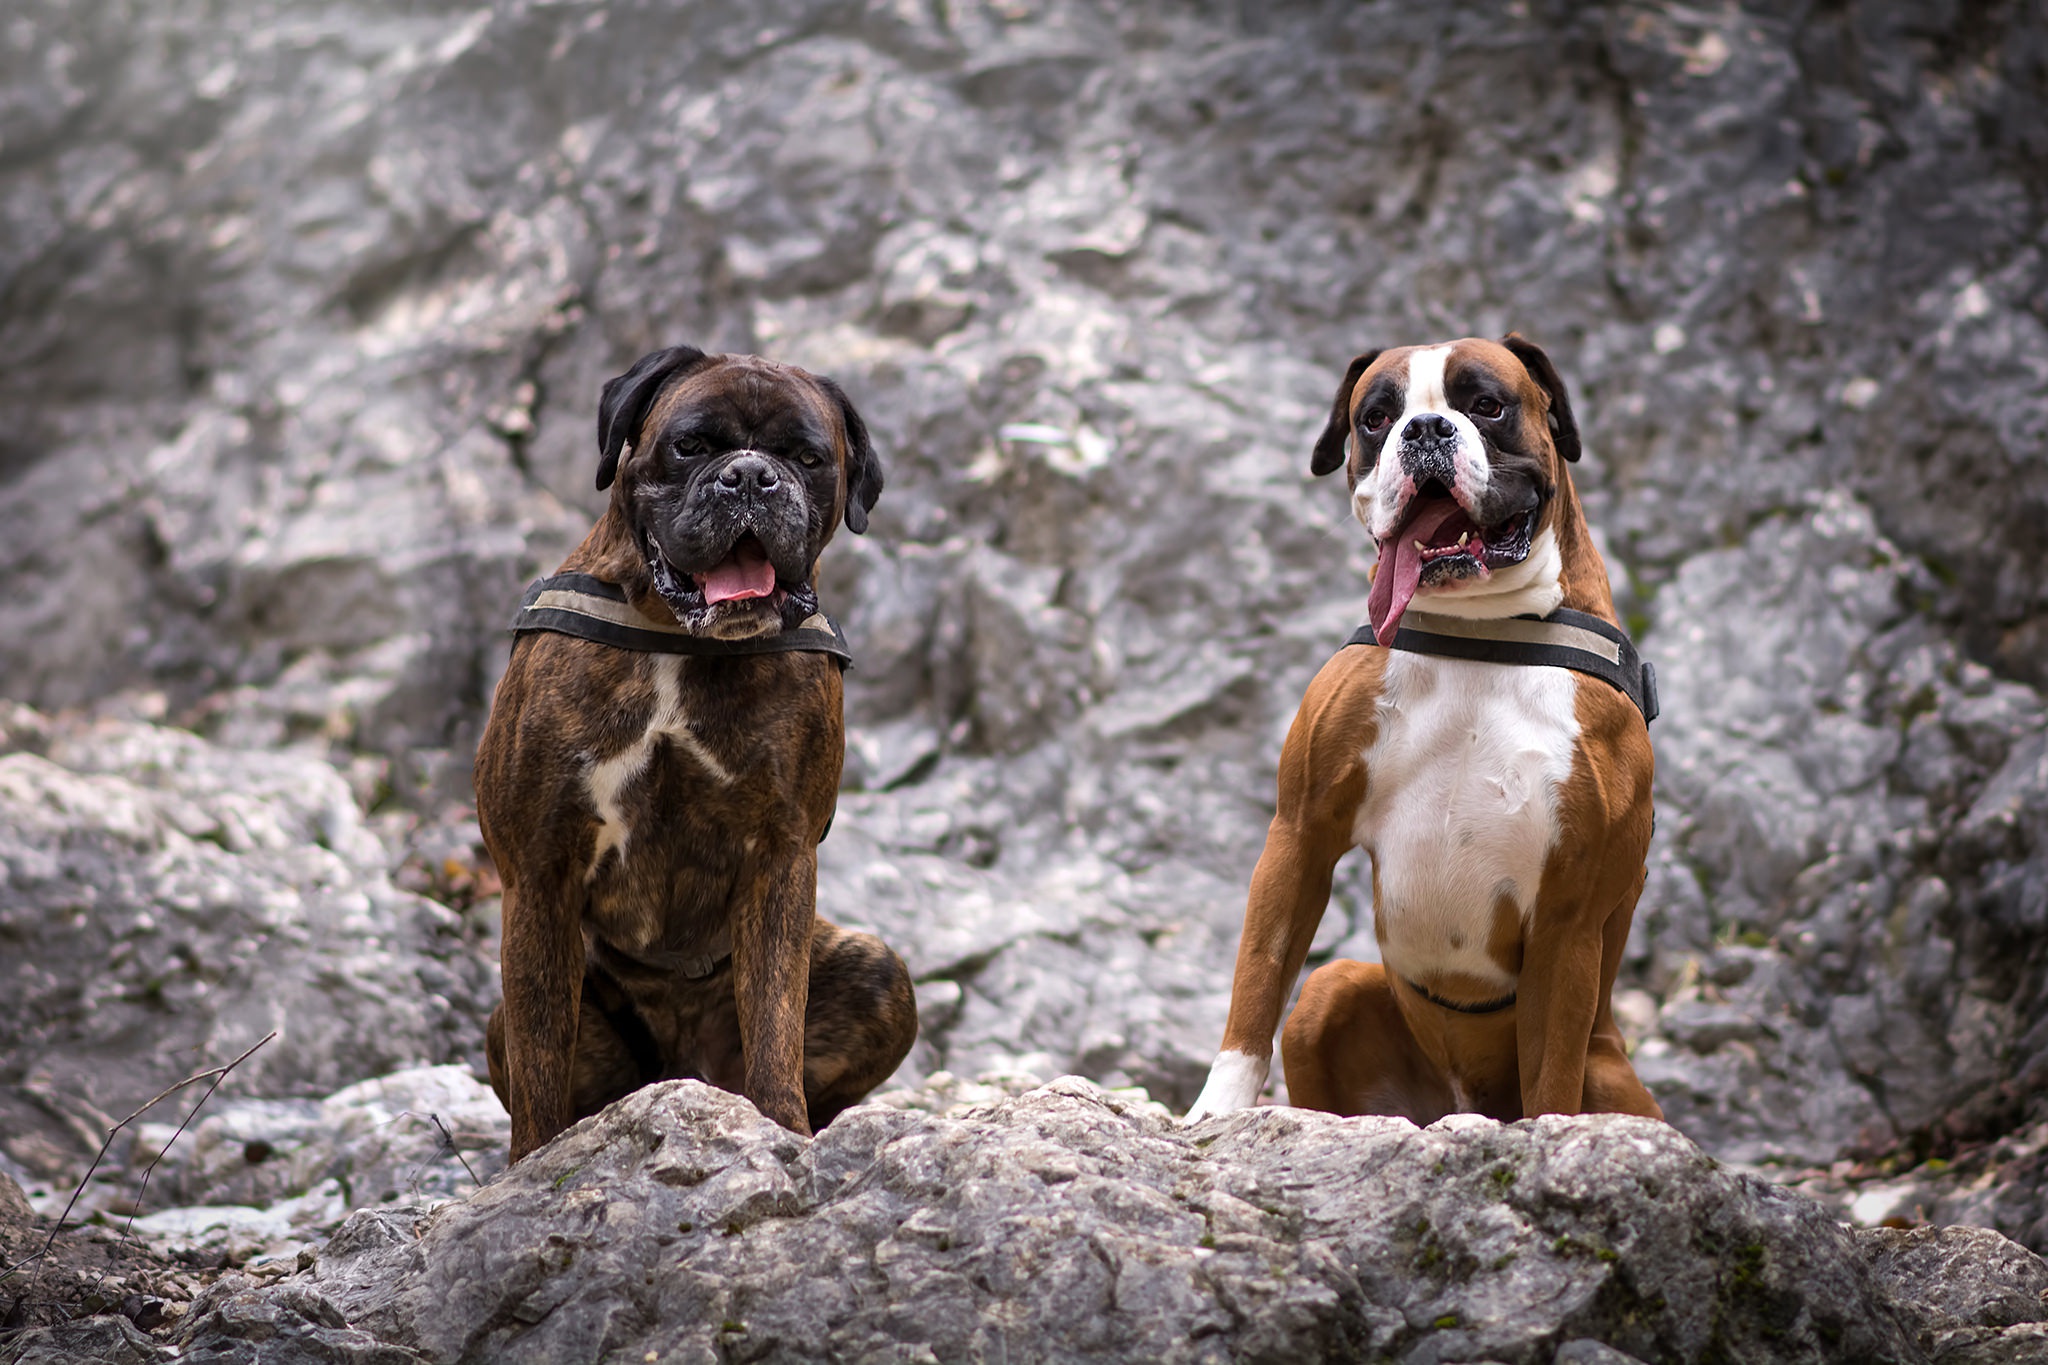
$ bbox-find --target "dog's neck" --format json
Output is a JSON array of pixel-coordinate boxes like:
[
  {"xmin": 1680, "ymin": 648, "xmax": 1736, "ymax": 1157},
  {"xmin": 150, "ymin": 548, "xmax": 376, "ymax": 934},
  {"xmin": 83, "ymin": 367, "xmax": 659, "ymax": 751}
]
[
  {"xmin": 1547, "ymin": 466, "xmax": 1620, "ymax": 624},
  {"xmin": 560, "ymin": 507, "xmax": 673, "ymax": 624}
]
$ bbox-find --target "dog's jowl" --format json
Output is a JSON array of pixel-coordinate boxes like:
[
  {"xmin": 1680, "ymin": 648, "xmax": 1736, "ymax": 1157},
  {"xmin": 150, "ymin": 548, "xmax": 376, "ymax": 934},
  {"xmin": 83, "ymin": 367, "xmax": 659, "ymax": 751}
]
[
  {"xmin": 1187, "ymin": 335, "xmax": 1663, "ymax": 1127},
  {"xmin": 479, "ymin": 347, "xmax": 915, "ymax": 1162}
]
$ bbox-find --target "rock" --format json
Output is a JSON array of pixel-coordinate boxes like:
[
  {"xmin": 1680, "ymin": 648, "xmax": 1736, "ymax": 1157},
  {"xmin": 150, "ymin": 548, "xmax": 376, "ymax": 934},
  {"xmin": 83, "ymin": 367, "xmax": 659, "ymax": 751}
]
[
  {"xmin": 1, "ymin": 0, "xmax": 2047, "ymax": 1335},
  {"xmin": 0, "ymin": 717, "xmax": 496, "ymax": 1191},
  {"xmin": 86, "ymin": 1078, "xmax": 2048, "ymax": 1364},
  {"xmin": 1628, "ymin": 496, "xmax": 2048, "ymax": 1165},
  {"xmin": 0, "ymin": 1161, "xmax": 204, "ymax": 1346},
  {"xmin": 171, "ymin": 1278, "xmax": 425, "ymax": 1365},
  {"xmin": 156, "ymin": 1066, "xmax": 505, "ymax": 1211},
  {"xmin": 1862, "ymin": 1225, "xmax": 2048, "ymax": 1356},
  {"xmin": 3, "ymin": 1316, "xmax": 167, "ymax": 1365},
  {"xmin": 105, "ymin": 1065, "xmax": 509, "ymax": 1270}
]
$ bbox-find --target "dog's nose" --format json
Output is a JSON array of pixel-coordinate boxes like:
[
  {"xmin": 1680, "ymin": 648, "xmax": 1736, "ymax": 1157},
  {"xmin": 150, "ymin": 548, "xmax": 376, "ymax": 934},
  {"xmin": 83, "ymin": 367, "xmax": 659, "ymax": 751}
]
[
  {"xmin": 718, "ymin": 454, "xmax": 779, "ymax": 492},
  {"xmin": 1404, "ymin": 414, "xmax": 1456, "ymax": 442}
]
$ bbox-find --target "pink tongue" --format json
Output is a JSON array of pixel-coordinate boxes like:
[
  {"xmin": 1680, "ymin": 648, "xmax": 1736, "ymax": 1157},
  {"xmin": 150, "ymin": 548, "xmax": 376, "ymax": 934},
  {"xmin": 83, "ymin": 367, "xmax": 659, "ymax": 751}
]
[
  {"xmin": 1367, "ymin": 501, "xmax": 1464, "ymax": 644},
  {"xmin": 697, "ymin": 542, "xmax": 777, "ymax": 604}
]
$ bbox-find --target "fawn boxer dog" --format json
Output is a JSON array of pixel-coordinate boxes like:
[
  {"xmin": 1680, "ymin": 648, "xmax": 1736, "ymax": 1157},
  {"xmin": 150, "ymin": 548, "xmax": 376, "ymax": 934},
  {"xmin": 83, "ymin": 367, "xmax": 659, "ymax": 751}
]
[
  {"xmin": 1187, "ymin": 334, "xmax": 1663, "ymax": 1126},
  {"xmin": 480, "ymin": 347, "xmax": 916, "ymax": 1162}
]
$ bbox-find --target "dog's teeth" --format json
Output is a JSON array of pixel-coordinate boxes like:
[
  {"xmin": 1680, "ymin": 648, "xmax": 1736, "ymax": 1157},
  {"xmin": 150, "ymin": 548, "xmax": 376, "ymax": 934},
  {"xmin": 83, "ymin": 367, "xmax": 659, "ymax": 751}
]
[
  {"xmin": 1457, "ymin": 532, "xmax": 1470, "ymax": 548},
  {"xmin": 1413, "ymin": 540, "xmax": 1426, "ymax": 553}
]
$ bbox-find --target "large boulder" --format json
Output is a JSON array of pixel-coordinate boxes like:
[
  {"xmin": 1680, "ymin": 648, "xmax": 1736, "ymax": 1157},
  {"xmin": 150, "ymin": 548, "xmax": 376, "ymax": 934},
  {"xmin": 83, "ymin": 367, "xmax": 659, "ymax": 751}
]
[{"xmin": 14, "ymin": 1078, "xmax": 2048, "ymax": 1365}]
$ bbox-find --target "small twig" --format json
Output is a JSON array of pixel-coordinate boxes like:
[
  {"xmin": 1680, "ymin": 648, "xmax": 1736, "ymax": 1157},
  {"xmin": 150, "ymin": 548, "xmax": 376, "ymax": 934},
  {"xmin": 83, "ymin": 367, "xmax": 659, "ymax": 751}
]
[
  {"xmin": 0, "ymin": 1031, "xmax": 277, "ymax": 1291},
  {"xmin": 396, "ymin": 1112, "xmax": 482, "ymax": 1197},
  {"xmin": 121, "ymin": 1034, "xmax": 280, "ymax": 1246},
  {"xmin": 428, "ymin": 1114, "xmax": 483, "ymax": 1187}
]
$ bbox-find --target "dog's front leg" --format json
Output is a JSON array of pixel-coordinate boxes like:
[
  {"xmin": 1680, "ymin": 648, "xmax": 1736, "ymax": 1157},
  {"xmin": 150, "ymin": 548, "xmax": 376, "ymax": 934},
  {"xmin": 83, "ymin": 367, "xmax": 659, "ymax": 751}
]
[
  {"xmin": 732, "ymin": 846, "xmax": 816, "ymax": 1136},
  {"xmin": 1513, "ymin": 910, "xmax": 1603, "ymax": 1117},
  {"xmin": 1187, "ymin": 813, "xmax": 1351, "ymax": 1120},
  {"xmin": 498, "ymin": 878, "xmax": 588, "ymax": 1161}
]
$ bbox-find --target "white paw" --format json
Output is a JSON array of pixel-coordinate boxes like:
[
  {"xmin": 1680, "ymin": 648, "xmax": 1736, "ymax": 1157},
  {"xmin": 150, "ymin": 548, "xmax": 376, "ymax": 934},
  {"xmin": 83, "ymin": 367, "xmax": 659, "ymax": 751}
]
[{"xmin": 1182, "ymin": 1051, "xmax": 1269, "ymax": 1123}]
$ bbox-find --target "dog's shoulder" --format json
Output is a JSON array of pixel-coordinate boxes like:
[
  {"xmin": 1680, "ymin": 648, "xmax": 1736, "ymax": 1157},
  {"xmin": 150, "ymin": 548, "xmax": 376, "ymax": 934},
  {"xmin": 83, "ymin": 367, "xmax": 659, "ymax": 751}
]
[
  {"xmin": 477, "ymin": 633, "xmax": 660, "ymax": 823},
  {"xmin": 1273, "ymin": 644, "xmax": 1391, "ymax": 828},
  {"xmin": 1565, "ymin": 670, "xmax": 1655, "ymax": 820}
]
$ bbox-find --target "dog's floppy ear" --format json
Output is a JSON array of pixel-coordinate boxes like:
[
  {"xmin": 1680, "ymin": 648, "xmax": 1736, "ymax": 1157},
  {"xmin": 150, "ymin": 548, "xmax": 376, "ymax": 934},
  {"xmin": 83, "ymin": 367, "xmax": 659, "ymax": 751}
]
[
  {"xmin": 1500, "ymin": 332, "xmax": 1581, "ymax": 464},
  {"xmin": 818, "ymin": 376, "xmax": 884, "ymax": 534},
  {"xmin": 1310, "ymin": 350, "xmax": 1383, "ymax": 477},
  {"xmin": 595, "ymin": 346, "xmax": 711, "ymax": 491}
]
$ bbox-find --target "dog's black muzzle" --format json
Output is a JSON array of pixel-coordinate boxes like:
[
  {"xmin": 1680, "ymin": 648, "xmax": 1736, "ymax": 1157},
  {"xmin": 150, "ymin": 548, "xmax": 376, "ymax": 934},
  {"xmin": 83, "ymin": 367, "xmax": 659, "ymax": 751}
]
[
  {"xmin": 661, "ymin": 454, "xmax": 817, "ymax": 585},
  {"xmin": 717, "ymin": 452, "xmax": 783, "ymax": 497},
  {"xmin": 1399, "ymin": 428, "xmax": 1458, "ymax": 491}
]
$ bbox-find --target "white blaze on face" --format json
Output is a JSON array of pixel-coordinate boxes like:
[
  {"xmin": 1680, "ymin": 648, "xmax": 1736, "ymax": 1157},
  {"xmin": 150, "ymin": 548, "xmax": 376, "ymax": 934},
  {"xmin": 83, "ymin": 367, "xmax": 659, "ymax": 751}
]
[
  {"xmin": 1356, "ymin": 345, "xmax": 1495, "ymax": 543},
  {"xmin": 1351, "ymin": 343, "xmax": 1564, "ymax": 624}
]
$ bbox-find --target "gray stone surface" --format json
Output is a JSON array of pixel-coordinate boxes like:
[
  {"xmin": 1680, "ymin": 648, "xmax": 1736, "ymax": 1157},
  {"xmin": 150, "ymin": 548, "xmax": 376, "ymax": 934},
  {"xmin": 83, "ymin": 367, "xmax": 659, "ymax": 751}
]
[
  {"xmin": 5, "ymin": 0, "xmax": 2042, "ymax": 1187},
  {"xmin": 0, "ymin": 712, "xmax": 495, "ymax": 1191},
  {"xmin": 83, "ymin": 1065, "xmax": 508, "ymax": 1272},
  {"xmin": 1629, "ymin": 497, "xmax": 2048, "ymax": 1166},
  {"xmin": 3, "ymin": 0, "xmax": 2048, "ymax": 1356},
  {"xmin": 40, "ymin": 1077, "xmax": 2048, "ymax": 1365}
]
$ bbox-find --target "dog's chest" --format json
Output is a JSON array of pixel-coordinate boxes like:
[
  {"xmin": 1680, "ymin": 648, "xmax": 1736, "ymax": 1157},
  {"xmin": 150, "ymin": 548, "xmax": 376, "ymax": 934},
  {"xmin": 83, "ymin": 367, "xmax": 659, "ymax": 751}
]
[
  {"xmin": 1350, "ymin": 653, "xmax": 1580, "ymax": 987},
  {"xmin": 584, "ymin": 656, "xmax": 736, "ymax": 866},
  {"xmin": 577, "ymin": 654, "xmax": 810, "ymax": 953}
]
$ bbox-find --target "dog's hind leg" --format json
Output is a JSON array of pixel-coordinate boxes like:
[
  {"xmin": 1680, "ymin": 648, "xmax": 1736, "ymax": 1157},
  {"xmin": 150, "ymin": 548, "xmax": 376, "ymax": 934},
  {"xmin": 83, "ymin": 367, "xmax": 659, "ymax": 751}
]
[
  {"xmin": 1283, "ymin": 959, "xmax": 1455, "ymax": 1124},
  {"xmin": 568, "ymin": 966, "xmax": 665, "ymax": 1119},
  {"xmin": 1582, "ymin": 1026, "xmax": 1662, "ymax": 1118},
  {"xmin": 487, "ymin": 975, "xmax": 650, "ymax": 1124},
  {"xmin": 801, "ymin": 920, "xmax": 917, "ymax": 1130}
]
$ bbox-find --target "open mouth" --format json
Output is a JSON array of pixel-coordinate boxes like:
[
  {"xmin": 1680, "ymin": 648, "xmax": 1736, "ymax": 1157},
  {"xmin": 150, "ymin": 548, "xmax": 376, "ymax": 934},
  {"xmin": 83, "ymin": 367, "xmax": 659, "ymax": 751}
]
[
  {"xmin": 1368, "ymin": 493, "xmax": 1537, "ymax": 642},
  {"xmin": 696, "ymin": 534, "xmax": 779, "ymax": 606},
  {"xmin": 647, "ymin": 531, "xmax": 820, "ymax": 638}
]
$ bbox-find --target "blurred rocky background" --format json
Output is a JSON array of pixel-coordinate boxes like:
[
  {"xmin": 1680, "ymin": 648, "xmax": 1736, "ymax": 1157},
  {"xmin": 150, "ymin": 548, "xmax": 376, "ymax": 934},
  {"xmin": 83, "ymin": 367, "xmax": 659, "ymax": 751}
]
[{"xmin": 3, "ymin": 0, "xmax": 2048, "ymax": 1352}]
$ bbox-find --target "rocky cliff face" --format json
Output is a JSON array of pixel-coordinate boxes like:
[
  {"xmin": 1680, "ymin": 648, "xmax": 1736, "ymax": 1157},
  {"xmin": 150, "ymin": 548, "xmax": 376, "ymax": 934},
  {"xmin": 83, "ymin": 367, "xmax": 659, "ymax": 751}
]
[{"xmin": 4, "ymin": 0, "xmax": 2048, "ymax": 1358}]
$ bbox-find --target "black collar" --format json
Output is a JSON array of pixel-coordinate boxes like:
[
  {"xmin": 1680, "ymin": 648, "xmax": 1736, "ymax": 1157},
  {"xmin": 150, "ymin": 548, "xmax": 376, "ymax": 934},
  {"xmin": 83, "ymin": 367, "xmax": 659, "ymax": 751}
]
[
  {"xmin": 1401, "ymin": 975, "xmax": 1518, "ymax": 1015},
  {"xmin": 1345, "ymin": 607, "xmax": 1658, "ymax": 723},
  {"xmin": 511, "ymin": 572, "xmax": 853, "ymax": 668}
]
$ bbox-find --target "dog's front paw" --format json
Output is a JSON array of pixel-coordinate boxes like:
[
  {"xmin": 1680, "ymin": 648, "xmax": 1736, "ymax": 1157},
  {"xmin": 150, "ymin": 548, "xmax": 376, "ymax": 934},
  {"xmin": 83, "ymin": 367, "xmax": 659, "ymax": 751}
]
[{"xmin": 1182, "ymin": 1051, "xmax": 1270, "ymax": 1123}]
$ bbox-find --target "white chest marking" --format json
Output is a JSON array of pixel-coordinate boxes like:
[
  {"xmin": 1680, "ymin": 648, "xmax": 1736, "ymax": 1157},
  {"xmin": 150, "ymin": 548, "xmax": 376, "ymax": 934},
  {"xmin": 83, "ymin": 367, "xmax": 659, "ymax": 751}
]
[
  {"xmin": 584, "ymin": 655, "xmax": 733, "ymax": 874},
  {"xmin": 1352, "ymin": 653, "xmax": 1578, "ymax": 990}
]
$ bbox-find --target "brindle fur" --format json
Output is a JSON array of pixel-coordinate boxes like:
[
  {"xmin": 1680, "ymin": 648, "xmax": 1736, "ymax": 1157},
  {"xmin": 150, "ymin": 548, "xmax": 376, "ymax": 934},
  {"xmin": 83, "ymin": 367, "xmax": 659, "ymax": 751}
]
[{"xmin": 480, "ymin": 352, "xmax": 916, "ymax": 1162}]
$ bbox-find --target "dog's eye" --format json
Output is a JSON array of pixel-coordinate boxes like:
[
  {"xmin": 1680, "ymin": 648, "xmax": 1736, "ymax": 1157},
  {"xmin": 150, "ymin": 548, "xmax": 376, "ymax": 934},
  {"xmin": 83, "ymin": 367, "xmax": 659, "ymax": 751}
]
[
  {"xmin": 1360, "ymin": 408, "xmax": 1391, "ymax": 434},
  {"xmin": 1471, "ymin": 396, "xmax": 1504, "ymax": 420},
  {"xmin": 798, "ymin": 448, "xmax": 822, "ymax": 467},
  {"xmin": 670, "ymin": 438, "xmax": 705, "ymax": 461}
]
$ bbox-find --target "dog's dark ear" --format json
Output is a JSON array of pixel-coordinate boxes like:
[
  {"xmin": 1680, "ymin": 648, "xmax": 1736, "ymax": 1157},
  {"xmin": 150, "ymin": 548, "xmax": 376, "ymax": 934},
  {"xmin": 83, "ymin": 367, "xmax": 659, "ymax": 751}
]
[
  {"xmin": 818, "ymin": 376, "xmax": 883, "ymax": 534},
  {"xmin": 596, "ymin": 346, "xmax": 711, "ymax": 490},
  {"xmin": 1310, "ymin": 350, "xmax": 1382, "ymax": 477},
  {"xmin": 1500, "ymin": 332, "xmax": 1581, "ymax": 464}
]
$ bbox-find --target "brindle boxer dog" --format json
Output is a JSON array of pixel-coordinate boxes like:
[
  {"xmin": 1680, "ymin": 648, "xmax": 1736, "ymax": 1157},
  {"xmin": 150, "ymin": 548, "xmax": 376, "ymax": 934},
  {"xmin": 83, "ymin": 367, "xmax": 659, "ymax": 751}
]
[
  {"xmin": 1187, "ymin": 335, "xmax": 1663, "ymax": 1127},
  {"xmin": 480, "ymin": 347, "xmax": 916, "ymax": 1162}
]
